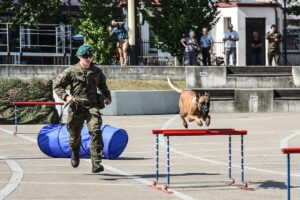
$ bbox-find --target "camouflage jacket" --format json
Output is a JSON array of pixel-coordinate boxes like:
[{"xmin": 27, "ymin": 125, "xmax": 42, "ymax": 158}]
[
  {"xmin": 54, "ymin": 63, "xmax": 111, "ymax": 107},
  {"xmin": 265, "ymin": 31, "xmax": 282, "ymax": 50}
]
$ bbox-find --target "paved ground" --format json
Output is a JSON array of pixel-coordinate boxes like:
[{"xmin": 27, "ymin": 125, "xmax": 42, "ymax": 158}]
[{"xmin": 0, "ymin": 113, "xmax": 300, "ymax": 200}]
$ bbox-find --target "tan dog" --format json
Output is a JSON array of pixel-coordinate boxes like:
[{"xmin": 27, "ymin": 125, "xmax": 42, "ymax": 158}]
[{"xmin": 167, "ymin": 75, "xmax": 211, "ymax": 128}]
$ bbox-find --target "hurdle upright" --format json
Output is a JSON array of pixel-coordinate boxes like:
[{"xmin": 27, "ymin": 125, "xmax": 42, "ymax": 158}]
[
  {"xmin": 282, "ymin": 148, "xmax": 300, "ymax": 200},
  {"xmin": 12, "ymin": 102, "xmax": 64, "ymax": 136},
  {"xmin": 150, "ymin": 128, "xmax": 251, "ymax": 193}
]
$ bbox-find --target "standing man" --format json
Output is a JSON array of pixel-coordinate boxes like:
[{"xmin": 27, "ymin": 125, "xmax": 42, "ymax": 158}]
[
  {"xmin": 54, "ymin": 44, "xmax": 111, "ymax": 173},
  {"xmin": 266, "ymin": 24, "xmax": 282, "ymax": 66},
  {"xmin": 251, "ymin": 31, "xmax": 263, "ymax": 65},
  {"xmin": 223, "ymin": 24, "xmax": 239, "ymax": 66},
  {"xmin": 200, "ymin": 28, "xmax": 214, "ymax": 66}
]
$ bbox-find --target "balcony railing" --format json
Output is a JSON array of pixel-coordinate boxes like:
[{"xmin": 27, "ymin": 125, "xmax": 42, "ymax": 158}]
[{"xmin": 218, "ymin": 0, "xmax": 278, "ymax": 3}]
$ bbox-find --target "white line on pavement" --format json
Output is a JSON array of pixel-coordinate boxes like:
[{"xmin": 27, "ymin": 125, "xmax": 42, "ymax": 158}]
[
  {"xmin": 0, "ymin": 156, "xmax": 23, "ymax": 200},
  {"xmin": 280, "ymin": 130, "xmax": 300, "ymax": 149}
]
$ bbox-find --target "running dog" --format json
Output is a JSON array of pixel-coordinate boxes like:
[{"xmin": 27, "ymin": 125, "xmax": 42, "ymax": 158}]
[{"xmin": 167, "ymin": 75, "xmax": 211, "ymax": 128}]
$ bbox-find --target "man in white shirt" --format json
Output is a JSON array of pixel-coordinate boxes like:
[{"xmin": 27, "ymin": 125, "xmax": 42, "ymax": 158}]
[{"xmin": 223, "ymin": 24, "xmax": 239, "ymax": 66}]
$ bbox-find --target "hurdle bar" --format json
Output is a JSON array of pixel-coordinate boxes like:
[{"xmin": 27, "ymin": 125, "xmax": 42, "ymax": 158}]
[
  {"xmin": 150, "ymin": 129, "xmax": 253, "ymax": 193},
  {"xmin": 282, "ymin": 148, "xmax": 300, "ymax": 200},
  {"xmin": 12, "ymin": 102, "xmax": 64, "ymax": 136}
]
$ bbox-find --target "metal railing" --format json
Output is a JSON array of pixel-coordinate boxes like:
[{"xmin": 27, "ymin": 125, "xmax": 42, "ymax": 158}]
[
  {"xmin": 218, "ymin": 0, "xmax": 278, "ymax": 3},
  {"xmin": 137, "ymin": 39, "xmax": 225, "ymax": 66},
  {"xmin": 0, "ymin": 23, "xmax": 72, "ymax": 64}
]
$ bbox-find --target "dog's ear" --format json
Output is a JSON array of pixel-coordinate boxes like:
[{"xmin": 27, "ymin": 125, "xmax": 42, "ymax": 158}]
[{"xmin": 204, "ymin": 92, "xmax": 210, "ymax": 97}]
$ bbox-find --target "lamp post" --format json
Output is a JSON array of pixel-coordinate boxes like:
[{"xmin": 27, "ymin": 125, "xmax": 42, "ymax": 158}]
[
  {"xmin": 128, "ymin": 0, "xmax": 137, "ymax": 65},
  {"xmin": 283, "ymin": 0, "xmax": 288, "ymax": 65}
]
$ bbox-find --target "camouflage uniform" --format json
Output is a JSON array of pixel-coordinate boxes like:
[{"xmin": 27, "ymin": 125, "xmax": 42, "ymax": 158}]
[
  {"xmin": 54, "ymin": 62, "xmax": 111, "ymax": 163},
  {"xmin": 266, "ymin": 31, "xmax": 282, "ymax": 66}
]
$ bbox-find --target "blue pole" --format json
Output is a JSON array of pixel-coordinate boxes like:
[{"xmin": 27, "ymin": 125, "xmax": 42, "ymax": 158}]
[
  {"xmin": 287, "ymin": 154, "xmax": 290, "ymax": 200},
  {"xmin": 156, "ymin": 134, "xmax": 159, "ymax": 182},
  {"xmin": 229, "ymin": 135, "xmax": 232, "ymax": 179},
  {"xmin": 167, "ymin": 136, "xmax": 170, "ymax": 186},
  {"xmin": 14, "ymin": 105, "xmax": 18, "ymax": 135},
  {"xmin": 241, "ymin": 135, "xmax": 244, "ymax": 184}
]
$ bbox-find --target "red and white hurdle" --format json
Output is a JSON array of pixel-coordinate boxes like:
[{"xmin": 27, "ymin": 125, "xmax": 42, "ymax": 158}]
[
  {"xmin": 12, "ymin": 102, "xmax": 64, "ymax": 136},
  {"xmin": 148, "ymin": 128, "xmax": 253, "ymax": 194},
  {"xmin": 282, "ymin": 148, "xmax": 300, "ymax": 200}
]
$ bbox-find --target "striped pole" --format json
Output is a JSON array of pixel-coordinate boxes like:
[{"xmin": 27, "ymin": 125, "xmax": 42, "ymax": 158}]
[
  {"xmin": 60, "ymin": 104, "xmax": 63, "ymax": 124},
  {"xmin": 156, "ymin": 134, "xmax": 159, "ymax": 182},
  {"xmin": 241, "ymin": 135, "xmax": 244, "ymax": 184},
  {"xmin": 14, "ymin": 105, "xmax": 18, "ymax": 136},
  {"xmin": 287, "ymin": 154, "xmax": 290, "ymax": 200},
  {"xmin": 167, "ymin": 136, "xmax": 170, "ymax": 186},
  {"xmin": 229, "ymin": 135, "xmax": 232, "ymax": 179}
]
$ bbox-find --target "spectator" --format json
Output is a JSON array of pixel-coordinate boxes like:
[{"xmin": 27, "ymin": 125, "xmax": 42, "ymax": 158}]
[
  {"xmin": 109, "ymin": 20, "xmax": 129, "ymax": 66},
  {"xmin": 200, "ymin": 28, "xmax": 214, "ymax": 66},
  {"xmin": 181, "ymin": 30, "xmax": 199, "ymax": 66},
  {"xmin": 223, "ymin": 24, "xmax": 239, "ymax": 66},
  {"xmin": 251, "ymin": 31, "xmax": 263, "ymax": 65},
  {"xmin": 266, "ymin": 24, "xmax": 282, "ymax": 66}
]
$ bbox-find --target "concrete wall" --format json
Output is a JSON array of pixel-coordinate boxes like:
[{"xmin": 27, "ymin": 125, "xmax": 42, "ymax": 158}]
[
  {"xmin": 54, "ymin": 90, "xmax": 180, "ymax": 116},
  {"xmin": 186, "ymin": 66, "xmax": 300, "ymax": 88},
  {"xmin": 54, "ymin": 89, "xmax": 300, "ymax": 115},
  {"xmin": 0, "ymin": 65, "xmax": 186, "ymax": 80}
]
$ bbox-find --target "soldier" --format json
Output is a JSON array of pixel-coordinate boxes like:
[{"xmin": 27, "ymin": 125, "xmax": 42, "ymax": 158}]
[
  {"xmin": 266, "ymin": 25, "xmax": 282, "ymax": 66},
  {"xmin": 54, "ymin": 44, "xmax": 111, "ymax": 173}
]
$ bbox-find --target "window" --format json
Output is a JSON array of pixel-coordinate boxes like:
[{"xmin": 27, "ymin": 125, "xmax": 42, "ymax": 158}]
[
  {"xmin": 224, "ymin": 17, "xmax": 231, "ymax": 32},
  {"xmin": 149, "ymin": 27, "xmax": 157, "ymax": 50},
  {"xmin": 287, "ymin": 20, "xmax": 300, "ymax": 51}
]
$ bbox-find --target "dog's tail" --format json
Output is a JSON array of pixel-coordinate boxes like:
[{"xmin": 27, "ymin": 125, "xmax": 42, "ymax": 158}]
[{"xmin": 167, "ymin": 75, "xmax": 184, "ymax": 94}]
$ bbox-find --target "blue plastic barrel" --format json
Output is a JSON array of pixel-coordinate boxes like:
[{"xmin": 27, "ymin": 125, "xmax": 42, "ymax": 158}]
[{"xmin": 38, "ymin": 124, "xmax": 128, "ymax": 159}]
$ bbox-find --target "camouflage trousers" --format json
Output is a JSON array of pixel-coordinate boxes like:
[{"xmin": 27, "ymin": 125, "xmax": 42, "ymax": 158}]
[
  {"xmin": 67, "ymin": 104, "xmax": 103, "ymax": 163},
  {"xmin": 268, "ymin": 49, "xmax": 280, "ymax": 66}
]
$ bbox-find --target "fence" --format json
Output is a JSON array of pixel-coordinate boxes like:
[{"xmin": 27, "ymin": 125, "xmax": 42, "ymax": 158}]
[
  {"xmin": 218, "ymin": 0, "xmax": 277, "ymax": 3},
  {"xmin": 138, "ymin": 39, "xmax": 225, "ymax": 66},
  {"xmin": 0, "ymin": 23, "xmax": 72, "ymax": 65}
]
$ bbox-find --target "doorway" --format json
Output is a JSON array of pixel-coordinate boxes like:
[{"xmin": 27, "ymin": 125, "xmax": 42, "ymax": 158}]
[{"xmin": 246, "ymin": 18, "xmax": 266, "ymax": 65}]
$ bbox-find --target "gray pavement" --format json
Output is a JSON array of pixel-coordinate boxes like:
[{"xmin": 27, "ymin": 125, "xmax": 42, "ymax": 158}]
[{"xmin": 0, "ymin": 113, "xmax": 300, "ymax": 200}]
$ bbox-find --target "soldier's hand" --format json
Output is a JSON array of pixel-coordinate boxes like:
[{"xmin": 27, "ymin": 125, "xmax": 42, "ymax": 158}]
[
  {"xmin": 66, "ymin": 96, "xmax": 76, "ymax": 104},
  {"xmin": 104, "ymin": 98, "xmax": 111, "ymax": 105}
]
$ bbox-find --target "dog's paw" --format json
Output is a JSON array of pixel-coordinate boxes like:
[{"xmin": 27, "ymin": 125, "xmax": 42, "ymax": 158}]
[
  {"xmin": 196, "ymin": 119, "xmax": 203, "ymax": 126},
  {"xmin": 205, "ymin": 116, "xmax": 211, "ymax": 126},
  {"xmin": 183, "ymin": 123, "xmax": 188, "ymax": 129}
]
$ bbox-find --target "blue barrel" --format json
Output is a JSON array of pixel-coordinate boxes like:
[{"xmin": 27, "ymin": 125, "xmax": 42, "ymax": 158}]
[{"xmin": 38, "ymin": 124, "xmax": 128, "ymax": 159}]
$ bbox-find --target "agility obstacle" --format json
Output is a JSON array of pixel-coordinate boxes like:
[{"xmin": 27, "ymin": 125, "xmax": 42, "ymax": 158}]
[
  {"xmin": 282, "ymin": 148, "xmax": 300, "ymax": 200},
  {"xmin": 12, "ymin": 102, "xmax": 64, "ymax": 136},
  {"xmin": 149, "ymin": 128, "xmax": 252, "ymax": 193}
]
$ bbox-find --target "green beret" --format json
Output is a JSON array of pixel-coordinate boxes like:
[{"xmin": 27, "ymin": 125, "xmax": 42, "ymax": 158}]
[{"xmin": 76, "ymin": 44, "xmax": 93, "ymax": 56}]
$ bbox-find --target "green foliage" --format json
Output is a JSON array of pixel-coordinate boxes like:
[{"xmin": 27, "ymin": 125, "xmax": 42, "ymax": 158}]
[
  {"xmin": 0, "ymin": 78, "xmax": 59, "ymax": 124},
  {"xmin": 0, "ymin": 0, "xmax": 62, "ymax": 26},
  {"xmin": 286, "ymin": 0, "xmax": 300, "ymax": 16},
  {"xmin": 141, "ymin": 0, "xmax": 220, "ymax": 62},
  {"xmin": 73, "ymin": 0, "xmax": 123, "ymax": 64}
]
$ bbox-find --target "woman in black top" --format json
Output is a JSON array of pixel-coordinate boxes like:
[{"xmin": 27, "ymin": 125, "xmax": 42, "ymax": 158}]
[{"xmin": 251, "ymin": 31, "xmax": 263, "ymax": 65}]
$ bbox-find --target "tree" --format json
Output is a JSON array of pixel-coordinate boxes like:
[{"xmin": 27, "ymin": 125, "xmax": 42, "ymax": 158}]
[
  {"xmin": 286, "ymin": 0, "xmax": 300, "ymax": 16},
  {"xmin": 0, "ymin": 0, "xmax": 62, "ymax": 26},
  {"xmin": 74, "ymin": 0, "xmax": 123, "ymax": 64},
  {"xmin": 140, "ymin": 0, "xmax": 220, "ymax": 62}
]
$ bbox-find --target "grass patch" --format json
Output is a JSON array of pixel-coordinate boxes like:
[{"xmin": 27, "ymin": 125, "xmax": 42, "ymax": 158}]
[{"xmin": 107, "ymin": 79, "xmax": 186, "ymax": 90}]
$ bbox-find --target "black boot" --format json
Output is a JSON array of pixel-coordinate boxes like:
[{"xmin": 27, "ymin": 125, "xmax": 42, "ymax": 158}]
[
  {"xmin": 92, "ymin": 159, "xmax": 104, "ymax": 173},
  {"xmin": 71, "ymin": 152, "xmax": 80, "ymax": 168}
]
